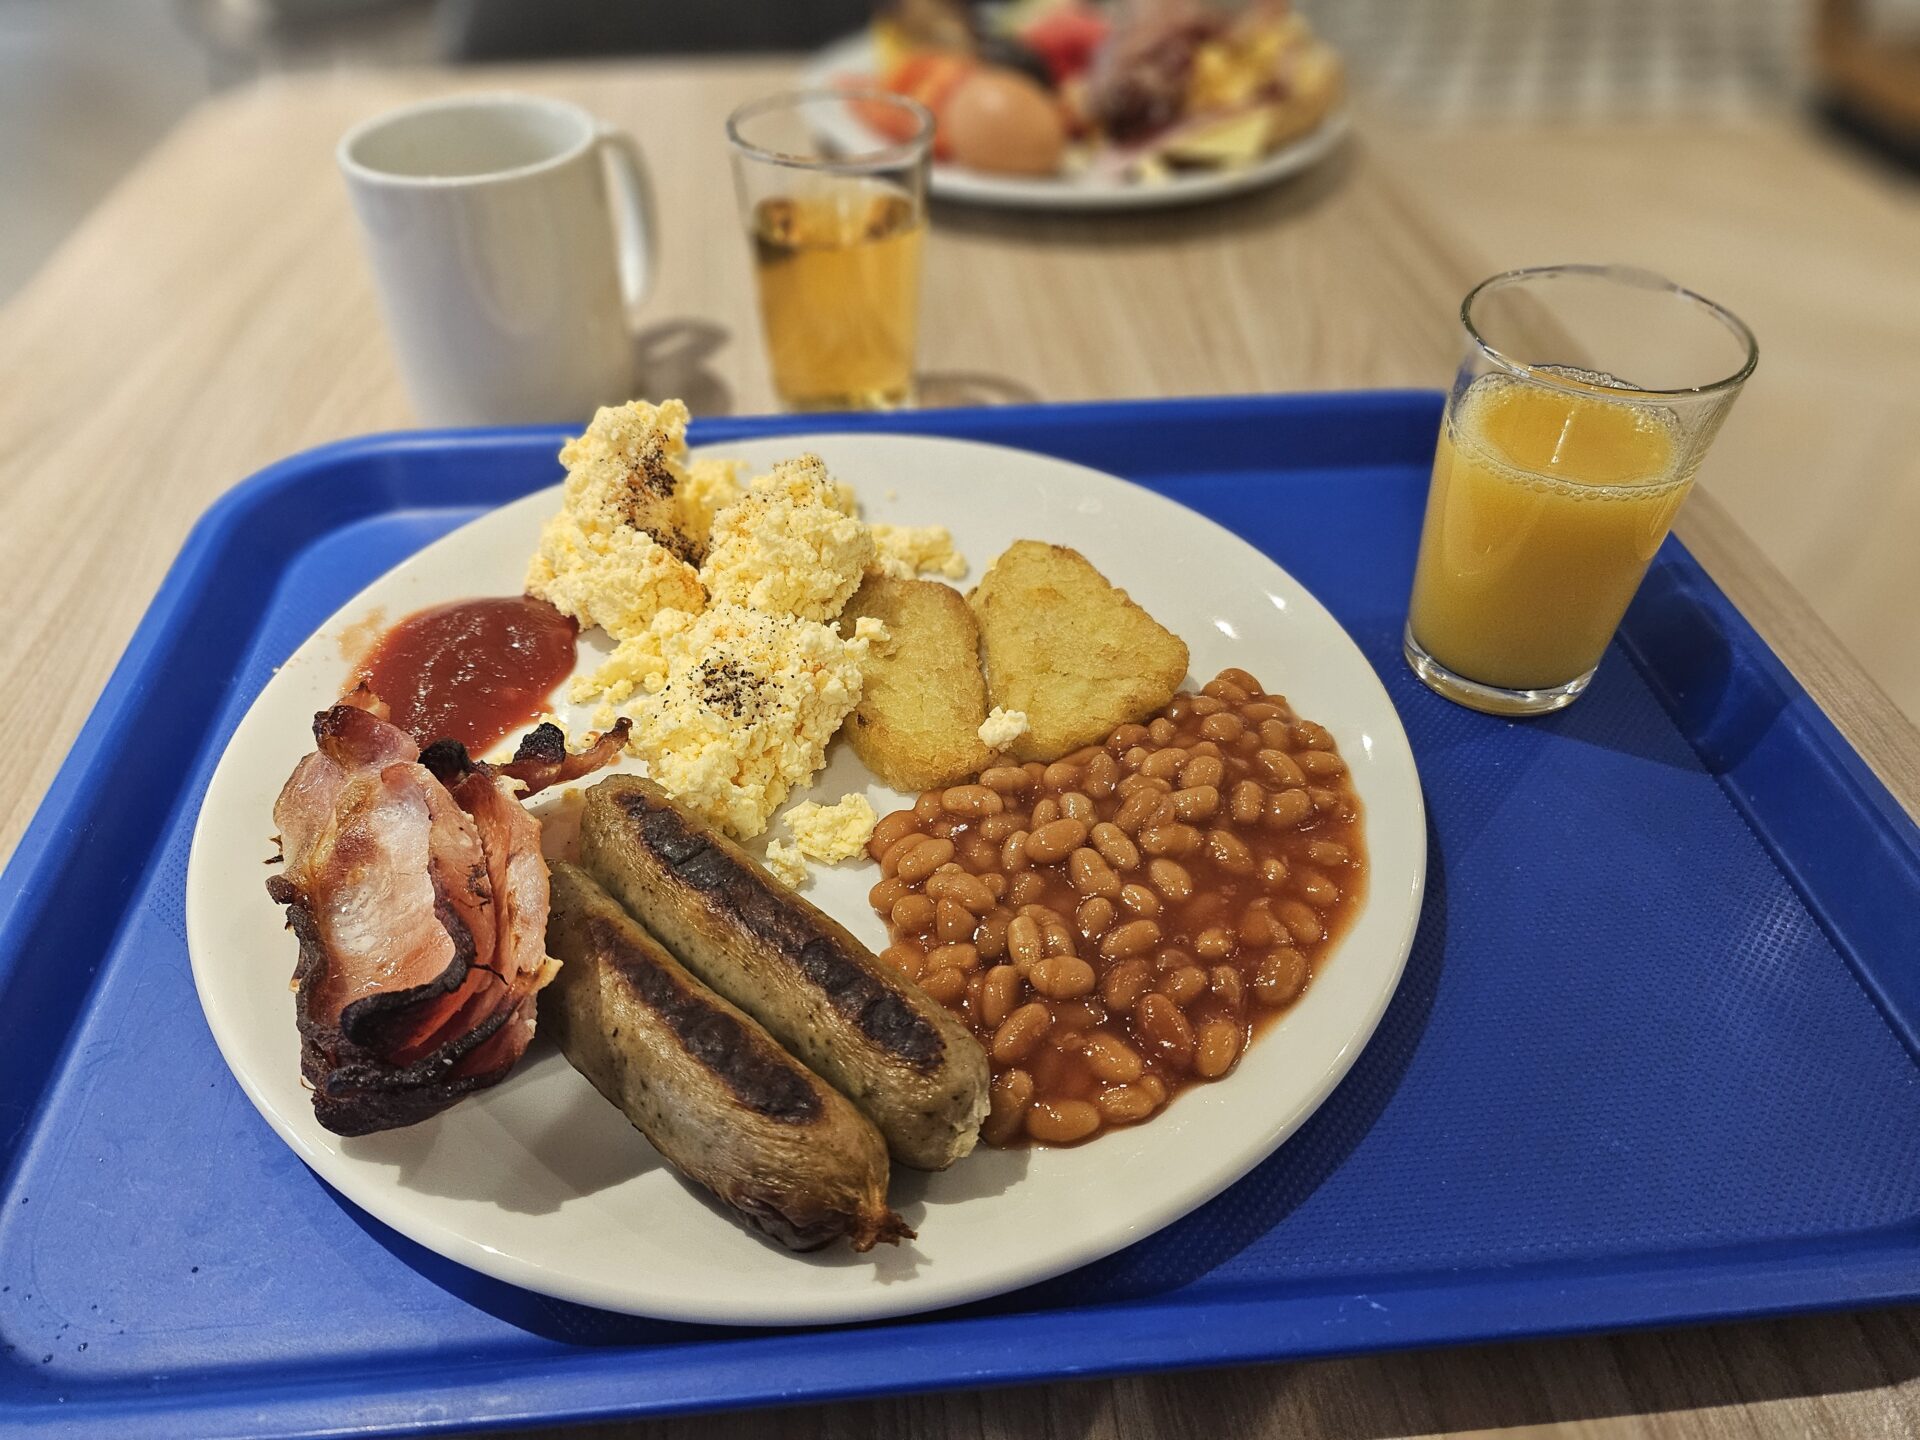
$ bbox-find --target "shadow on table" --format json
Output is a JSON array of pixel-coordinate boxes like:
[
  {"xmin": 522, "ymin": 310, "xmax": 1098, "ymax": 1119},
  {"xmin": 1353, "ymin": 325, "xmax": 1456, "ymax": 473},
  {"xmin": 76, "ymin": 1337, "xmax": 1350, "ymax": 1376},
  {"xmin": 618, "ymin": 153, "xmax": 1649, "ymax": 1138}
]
[{"xmin": 634, "ymin": 317, "xmax": 734, "ymax": 416}]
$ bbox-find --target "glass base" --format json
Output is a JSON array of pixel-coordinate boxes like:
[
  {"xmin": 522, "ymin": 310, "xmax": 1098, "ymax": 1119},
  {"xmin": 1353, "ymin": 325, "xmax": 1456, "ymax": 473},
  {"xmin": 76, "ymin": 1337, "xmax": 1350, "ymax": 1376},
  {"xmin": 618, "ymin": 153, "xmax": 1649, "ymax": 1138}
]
[
  {"xmin": 777, "ymin": 382, "xmax": 915, "ymax": 413},
  {"xmin": 1403, "ymin": 624, "xmax": 1594, "ymax": 716}
]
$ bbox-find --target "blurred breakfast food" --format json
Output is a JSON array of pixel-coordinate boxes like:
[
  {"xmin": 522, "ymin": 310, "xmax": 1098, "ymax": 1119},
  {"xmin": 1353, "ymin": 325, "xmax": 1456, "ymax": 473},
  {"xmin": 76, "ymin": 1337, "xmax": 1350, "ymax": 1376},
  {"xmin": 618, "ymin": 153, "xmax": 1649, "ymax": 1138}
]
[
  {"xmin": 972, "ymin": 540, "xmax": 1190, "ymax": 761},
  {"xmin": 856, "ymin": 0, "xmax": 1343, "ymax": 182},
  {"xmin": 581, "ymin": 775, "xmax": 992, "ymax": 1170},
  {"xmin": 866, "ymin": 667, "xmax": 1365, "ymax": 1146},
  {"xmin": 527, "ymin": 400, "xmax": 963, "ymax": 842}
]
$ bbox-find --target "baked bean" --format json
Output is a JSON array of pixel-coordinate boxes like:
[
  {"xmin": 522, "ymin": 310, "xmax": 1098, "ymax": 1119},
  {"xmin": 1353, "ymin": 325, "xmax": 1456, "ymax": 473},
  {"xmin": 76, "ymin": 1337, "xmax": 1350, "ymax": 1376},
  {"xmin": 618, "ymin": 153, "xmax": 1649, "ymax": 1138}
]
[
  {"xmin": 1258, "ymin": 719, "xmax": 1294, "ymax": 751},
  {"xmin": 1148, "ymin": 716, "xmax": 1178, "ymax": 745},
  {"xmin": 1277, "ymin": 899, "xmax": 1324, "ymax": 944},
  {"xmin": 1205, "ymin": 828, "xmax": 1255, "ymax": 875},
  {"xmin": 1026, "ymin": 818, "xmax": 1089, "ymax": 865},
  {"xmin": 1253, "ymin": 947, "xmax": 1308, "ymax": 1006},
  {"xmin": 1117, "ymin": 882, "xmax": 1162, "ymax": 917},
  {"xmin": 1153, "ymin": 946, "xmax": 1193, "ymax": 973},
  {"xmin": 919, "ymin": 966, "xmax": 967, "ymax": 1004},
  {"xmin": 869, "ymin": 876, "xmax": 909, "ymax": 913},
  {"xmin": 1100, "ymin": 919, "xmax": 1162, "ymax": 959},
  {"xmin": 1060, "ymin": 790, "xmax": 1096, "ymax": 823},
  {"xmin": 1218, "ymin": 666, "xmax": 1263, "ymax": 691},
  {"xmin": 981, "ymin": 872, "xmax": 1008, "ymax": 901},
  {"xmin": 1001, "ymin": 830, "xmax": 1032, "ymax": 873},
  {"xmin": 1171, "ymin": 785, "xmax": 1221, "ymax": 823},
  {"xmin": 973, "ymin": 815, "xmax": 1016, "ymax": 845},
  {"xmin": 1007, "ymin": 915, "xmax": 1045, "ymax": 967},
  {"xmin": 1229, "ymin": 779, "xmax": 1266, "ymax": 825},
  {"xmin": 1090, "ymin": 822, "xmax": 1141, "ymax": 871},
  {"xmin": 1194, "ymin": 1020, "xmax": 1243, "ymax": 1078},
  {"xmin": 879, "ymin": 832, "xmax": 922, "ymax": 878},
  {"xmin": 1195, "ymin": 926, "xmax": 1236, "ymax": 960},
  {"xmin": 1030, "ymin": 796, "xmax": 1061, "ymax": 828},
  {"xmin": 1076, "ymin": 895, "xmax": 1116, "ymax": 940},
  {"xmin": 1069, "ymin": 847, "xmax": 1121, "ymax": 897},
  {"xmin": 1109, "ymin": 723, "xmax": 1150, "ymax": 749},
  {"xmin": 1133, "ymin": 993, "xmax": 1195, "ymax": 1068},
  {"xmin": 913, "ymin": 790, "xmax": 945, "ymax": 822},
  {"xmin": 979, "ymin": 966, "xmax": 1023, "ymax": 1028},
  {"xmin": 1026, "ymin": 1100, "xmax": 1100, "ymax": 1145},
  {"xmin": 1297, "ymin": 868, "xmax": 1342, "ymax": 908},
  {"xmin": 1199, "ymin": 712, "xmax": 1244, "ymax": 743},
  {"xmin": 991, "ymin": 1002, "xmax": 1053, "ymax": 1064},
  {"xmin": 1209, "ymin": 964, "xmax": 1244, "ymax": 1010},
  {"xmin": 1113, "ymin": 787, "xmax": 1163, "ymax": 833},
  {"xmin": 1096, "ymin": 1084, "xmax": 1159, "ymax": 1123},
  {"xmin": 983, "ymin": 1067, "xmax": 1034, "ymax": 1146},
  {"xmin": 980, "ymin": 765, "xmax": 1031, "ymax": 795},
  {"xmin": 1202, "ymin": 677, "xmax": 1249, "ymax": 704},
  {"xmin": 942, "ymin": 783, "xmax": 1003, "ymax": 818},
  {"xmin": 1163, "ymin": 964, "xmax": 1210, "ymax": 1006},
  {"xmin": 1179, "ymin": 754, "xmax": 1226, "ymax": 791},
  {"xmin": 1189, "ymin": 738, "xmax": 1224, "ymax": 759},
  {"xmin": 1031, "ymin": 955, "xmax": 1097, "ymax": 1000},
  {"xmin": 927, "ymin": 942, "xmax": 980, "ymax": 973},
  {"xmin": 1083, "ymin": 1030, "xmax": 1145, "ymax": 1083},
  {"xmin": 1084, "ymin": 751, "xmax": 1118, "ymax": 798},
  {"xmin": 1008, "ymin": 871, "xmax": 1048, "ymax": 907},
  {"xmin": 1256, "ymin": 749, "xmax": 1307, "ymax": 787},
  {"xmin": 976, "ymin": 907, "xmax": 1011, "ymax": 959},
  {"xmin": 927, "ymin": 870, "xmax": 994, "ymax": 912},
  {"xmin": 935, "ymin": 897, "xmax": 974, "ymax": 943},
  {"xmin": 957, "ymin": 836, "xmax": 997, "ymax": 871},
  {"xmin": 1190, "ymin": 694, "xmax": 1225, "ymax": 717},
  {"xmin": 1306, "ymin": 840, "xmax": 1351, "ymax": 868},
  {"xmin": 1295, "ymin": 749, "xmax": 1343, "ymax": 780},
  {"xmin": 880, "ymin": 941, "xmax": 925, "ymax": 979},
  {"xmin": 1139, "ymin": 822, "xmax": 1201, "ymax": 858},
  {"xmin": 870, "ymin": 810, "xmax": 923, "ymax": 855},
  {"xmin": 1041, "ymin": 917, "xmax": 1079, "ymax": 958},
  {"xmin": 1294, "ymin": 720, "xmax": 1335, "ymax": 751},
  {"xmin": 1265, "ymin": 788, "xmax": 1314, "ymax": 830},
  {"xmin": 1309, "ymin": 786, "xmax": 1349, "ymax": 819},
  {"xmin": 1101, "ymin": 957, "xmax": 1153, "ymax": 1012},
  {"xmin": 891, "ymin": 894, "xmax": 936, "ymax": 932},
  {"xmin": 1043, "ymin": 761, "xmax": 1081, "ymax": 791},
  {"xmin": 1258, "ymin": 855, "xmax": 1290, "ymax": 889},
  {"xmin": 1065, "ymin": 745, "xmax": 1104, "ymax": 765},
  {"xmin": 1120, "ymin": 745, "xmax": 1151, "ymax": 774},
  {"xmin": 1146, "ymin": 857, "xmax": 1193, "ymax": 903},
  {"xmin": 896, "ymin": 836, "xmax": 955, "ymax": 883},
  {"xmin": 1238, "ymin": 898, "xmax": 1281, "ymax": 947},
  {"xmin": 1023, "ymin": 761, "xmax": 1048, "ymax": 785},
  {"xmin": 1139, "ymin": 747, "xmax": 1189, "ymax": 781}
]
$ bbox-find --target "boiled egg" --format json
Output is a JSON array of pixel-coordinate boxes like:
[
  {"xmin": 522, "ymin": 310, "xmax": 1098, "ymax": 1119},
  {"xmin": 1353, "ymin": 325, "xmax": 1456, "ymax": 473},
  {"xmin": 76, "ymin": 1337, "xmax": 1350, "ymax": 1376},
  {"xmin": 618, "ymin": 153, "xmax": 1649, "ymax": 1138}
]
[{"xmin": 942, "ymin": 67, "xmax": 1066, "ymax": 176}]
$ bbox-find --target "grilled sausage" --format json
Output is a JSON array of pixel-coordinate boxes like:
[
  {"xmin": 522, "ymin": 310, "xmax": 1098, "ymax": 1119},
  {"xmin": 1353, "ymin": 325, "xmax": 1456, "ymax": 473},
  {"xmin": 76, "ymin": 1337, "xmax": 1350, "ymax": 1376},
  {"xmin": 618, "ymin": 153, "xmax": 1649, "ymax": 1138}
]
[
  {"xmin": 542, "ymin": 862, "xmax": 909, "ymax": 1251},
  {"xmin": 579, "ymin": 775, "xmax": 990, "ymax": 1170}
]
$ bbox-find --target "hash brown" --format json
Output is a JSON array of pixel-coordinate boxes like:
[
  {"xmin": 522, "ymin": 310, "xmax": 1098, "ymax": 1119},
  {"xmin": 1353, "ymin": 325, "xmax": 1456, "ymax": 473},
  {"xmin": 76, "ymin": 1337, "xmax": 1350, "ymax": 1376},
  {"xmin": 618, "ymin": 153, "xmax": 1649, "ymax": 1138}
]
[
  {"xmin": 838, "ymin": 575, "xmax": 994, "ymax": 791},
  {"xmin": 970, "ymin": 541, "xmax": 1189, "ymax": 762}
]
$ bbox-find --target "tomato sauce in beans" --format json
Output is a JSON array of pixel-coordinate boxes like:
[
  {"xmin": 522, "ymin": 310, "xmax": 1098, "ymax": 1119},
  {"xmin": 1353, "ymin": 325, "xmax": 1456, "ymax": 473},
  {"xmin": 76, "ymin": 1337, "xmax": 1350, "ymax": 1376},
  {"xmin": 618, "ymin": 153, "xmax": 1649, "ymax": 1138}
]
[{"xmin": 865, "ymin": 668, "xmax": 1367, "ymax": 1147}]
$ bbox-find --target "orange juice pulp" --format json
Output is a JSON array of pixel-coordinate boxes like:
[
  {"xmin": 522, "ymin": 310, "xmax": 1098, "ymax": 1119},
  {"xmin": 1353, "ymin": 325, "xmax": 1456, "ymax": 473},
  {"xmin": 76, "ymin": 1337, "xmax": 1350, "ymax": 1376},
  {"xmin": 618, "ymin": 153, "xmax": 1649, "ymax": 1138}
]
[{"xmin": 1408, "ymin": 371, "xmax": 1690, "ymax": 691}]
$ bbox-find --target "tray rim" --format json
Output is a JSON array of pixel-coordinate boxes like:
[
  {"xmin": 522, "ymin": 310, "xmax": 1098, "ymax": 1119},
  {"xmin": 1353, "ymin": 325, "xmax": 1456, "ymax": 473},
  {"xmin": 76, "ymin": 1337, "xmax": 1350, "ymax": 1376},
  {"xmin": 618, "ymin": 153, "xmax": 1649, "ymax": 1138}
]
[{"xmin": 4, "ymin": 392, "xmax": 1919, "ymax": 1438}]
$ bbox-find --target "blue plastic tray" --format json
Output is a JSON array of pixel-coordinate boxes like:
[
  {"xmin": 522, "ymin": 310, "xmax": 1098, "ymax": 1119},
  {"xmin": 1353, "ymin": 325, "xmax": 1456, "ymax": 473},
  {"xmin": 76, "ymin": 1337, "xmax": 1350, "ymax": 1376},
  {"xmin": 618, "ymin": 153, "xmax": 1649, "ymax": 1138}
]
[{"xmin": 3, "ymin": 394, "xmax": 1918, "ymax": 1439}]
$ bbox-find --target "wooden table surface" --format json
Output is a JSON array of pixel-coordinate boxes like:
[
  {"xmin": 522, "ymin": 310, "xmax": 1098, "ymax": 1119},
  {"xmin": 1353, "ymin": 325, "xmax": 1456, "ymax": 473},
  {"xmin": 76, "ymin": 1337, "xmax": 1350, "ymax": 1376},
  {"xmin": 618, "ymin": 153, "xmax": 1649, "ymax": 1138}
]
[{"xmin": 2, "ymin": 57, "xmax": 1917, "ymax": 1440}]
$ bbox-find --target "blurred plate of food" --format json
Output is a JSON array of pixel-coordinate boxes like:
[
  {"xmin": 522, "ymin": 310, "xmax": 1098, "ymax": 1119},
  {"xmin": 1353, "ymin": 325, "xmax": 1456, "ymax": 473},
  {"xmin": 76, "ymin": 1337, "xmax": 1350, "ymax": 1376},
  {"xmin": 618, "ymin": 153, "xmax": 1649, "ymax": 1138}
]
[
  {"xmin": 801, "ymin": 0, "xmax": 1349, "ymax": 210},
  {"xmin": 187, "ymin": 406, "xmax": 1421, "ymax": 1325}
]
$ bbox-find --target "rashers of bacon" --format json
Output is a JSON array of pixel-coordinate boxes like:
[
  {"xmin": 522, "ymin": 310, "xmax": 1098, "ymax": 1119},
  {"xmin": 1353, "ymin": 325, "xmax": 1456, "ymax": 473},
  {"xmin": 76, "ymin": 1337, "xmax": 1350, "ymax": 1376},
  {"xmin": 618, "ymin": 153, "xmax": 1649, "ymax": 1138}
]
[{"xmin": 267, "ymin": 696, "xmax": 627, "ymax": 1135}]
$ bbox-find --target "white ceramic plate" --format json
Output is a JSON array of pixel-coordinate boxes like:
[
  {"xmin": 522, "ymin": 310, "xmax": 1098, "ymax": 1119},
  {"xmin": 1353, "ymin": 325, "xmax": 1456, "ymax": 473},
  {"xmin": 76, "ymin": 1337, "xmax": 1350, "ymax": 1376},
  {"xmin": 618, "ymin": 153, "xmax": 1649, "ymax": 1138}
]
[
  {"xmin": 186, "ymin": 433, "xmax": 1423, "ymax": 1326},
  {"xmin": 800, "ymin": 32, "xmax": 1350, "ymax": 212}
]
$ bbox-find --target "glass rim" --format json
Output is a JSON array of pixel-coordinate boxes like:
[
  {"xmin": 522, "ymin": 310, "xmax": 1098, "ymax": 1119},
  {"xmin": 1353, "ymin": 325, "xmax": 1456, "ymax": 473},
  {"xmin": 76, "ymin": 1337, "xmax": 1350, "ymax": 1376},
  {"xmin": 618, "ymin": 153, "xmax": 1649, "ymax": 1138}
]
[
  {"xmin": 1461, "ymin": 263, "xmax": 1759, "ymax": 403},
  {"xmin": 725, "ymin": 88, "xmax": 934, "ymax": 173}
]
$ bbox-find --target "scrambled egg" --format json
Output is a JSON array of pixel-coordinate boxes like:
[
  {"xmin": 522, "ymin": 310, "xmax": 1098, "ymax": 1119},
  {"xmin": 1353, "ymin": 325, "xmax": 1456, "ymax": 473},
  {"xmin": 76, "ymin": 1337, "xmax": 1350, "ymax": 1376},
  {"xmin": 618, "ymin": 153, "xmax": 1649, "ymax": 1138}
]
[
  {"xmin": 763, "ymin": 839, "xmax": 809, "ymax": 889},
  {"xmin": 526, "ymin": 400, "xmax": 705, "ymax": 639},
  {"xmin": 589, "ymin": 603, "xmax": 883, "ymax": 839},
  {"xmin": 977, "ymin": 707, "xmax": 1031, "ymax": 751},
  {"xmin": 783, "ymin": 794, "xmax": 878, "ymax": 863},
  {"xmin": 872, "ymin": 523, "xmax": 967, "ymax": 580},
  {"xmin": 700, "ymin": 456, "xmax": 874, "ymax": 621},
  {"xmin": 675, "ymin": 456, "xmax": 744, "ymax": 549}
]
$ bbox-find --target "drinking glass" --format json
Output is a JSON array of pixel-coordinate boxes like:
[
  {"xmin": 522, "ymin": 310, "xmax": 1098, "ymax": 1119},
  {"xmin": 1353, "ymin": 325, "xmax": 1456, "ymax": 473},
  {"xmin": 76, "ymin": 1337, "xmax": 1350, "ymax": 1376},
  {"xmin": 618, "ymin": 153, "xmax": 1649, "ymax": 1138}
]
[
  {"xmin": 1405, "ymin": 264, "xmax": 1758, "ymax": 715},
  {"xmin": 726, "ymin": 90, "xmax": 933, "ymax": 412}
]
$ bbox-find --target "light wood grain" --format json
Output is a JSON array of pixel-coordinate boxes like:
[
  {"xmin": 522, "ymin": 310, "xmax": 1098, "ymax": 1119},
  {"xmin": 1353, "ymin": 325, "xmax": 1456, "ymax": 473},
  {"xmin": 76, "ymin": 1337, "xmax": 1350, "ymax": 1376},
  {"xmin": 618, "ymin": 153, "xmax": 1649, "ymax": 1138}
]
[{"xmin": 0, "ymin": 58, "xmax": 1916, "ymax": 1440}]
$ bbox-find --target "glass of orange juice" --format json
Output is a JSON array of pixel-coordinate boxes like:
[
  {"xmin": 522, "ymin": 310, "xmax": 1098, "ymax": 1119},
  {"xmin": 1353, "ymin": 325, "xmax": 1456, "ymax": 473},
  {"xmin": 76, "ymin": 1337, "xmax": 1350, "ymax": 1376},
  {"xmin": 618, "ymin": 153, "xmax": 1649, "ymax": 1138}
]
[
  {"xmin": 1406, "ymin": 265, "xmax": 1758, "ymax": 715},
  {"xmin": 727, "ymin": 90, "xmax": 932, "ymax": 412}
]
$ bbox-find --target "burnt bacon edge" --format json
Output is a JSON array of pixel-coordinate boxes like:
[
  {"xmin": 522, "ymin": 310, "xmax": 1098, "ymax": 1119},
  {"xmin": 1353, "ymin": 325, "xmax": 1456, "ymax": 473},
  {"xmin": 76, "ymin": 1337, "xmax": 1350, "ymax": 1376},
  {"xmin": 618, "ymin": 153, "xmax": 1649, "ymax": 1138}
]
[{"xmin": 615, "ymin": 791, "xmax": 948, "ymax": 1074}]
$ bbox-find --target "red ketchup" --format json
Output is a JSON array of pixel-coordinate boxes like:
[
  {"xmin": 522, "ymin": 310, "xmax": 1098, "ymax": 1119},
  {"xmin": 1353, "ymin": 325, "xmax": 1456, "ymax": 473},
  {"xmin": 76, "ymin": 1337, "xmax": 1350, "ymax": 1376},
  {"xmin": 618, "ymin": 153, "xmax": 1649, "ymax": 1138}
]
[{"xmin": 354, "ymin": 597, "xmax": 577, "ymax": 754}]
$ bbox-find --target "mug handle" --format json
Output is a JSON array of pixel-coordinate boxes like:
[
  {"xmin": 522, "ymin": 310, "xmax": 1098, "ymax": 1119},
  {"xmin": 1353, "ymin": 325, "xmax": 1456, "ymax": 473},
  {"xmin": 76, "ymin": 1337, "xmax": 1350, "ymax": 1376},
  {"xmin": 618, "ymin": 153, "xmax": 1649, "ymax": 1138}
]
[{"xmin": 595, "ymin": 124, "xmax": 654, "ymax": 319}]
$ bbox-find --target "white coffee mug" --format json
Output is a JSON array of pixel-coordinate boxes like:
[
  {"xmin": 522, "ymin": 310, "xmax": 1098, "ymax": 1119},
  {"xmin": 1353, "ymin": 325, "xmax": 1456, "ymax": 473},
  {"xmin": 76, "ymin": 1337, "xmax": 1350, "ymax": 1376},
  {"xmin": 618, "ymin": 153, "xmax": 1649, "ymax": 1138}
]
[{"xmin": 339, "ymin": 92, "xmax": 653, "ymax": 426}]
